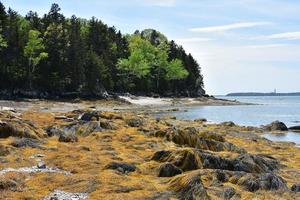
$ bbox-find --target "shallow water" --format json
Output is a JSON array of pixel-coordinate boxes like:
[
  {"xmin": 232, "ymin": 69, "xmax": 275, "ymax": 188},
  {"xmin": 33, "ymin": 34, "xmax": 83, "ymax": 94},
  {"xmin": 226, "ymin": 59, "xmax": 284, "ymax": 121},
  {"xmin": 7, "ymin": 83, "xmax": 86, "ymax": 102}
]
[
  {"xmin": 170, "ymin": 96, "xmax": 300, "ymax": 146},
  {"xmin": 263, "ymin": 132, "xmax": 300, "ymax": 147}
]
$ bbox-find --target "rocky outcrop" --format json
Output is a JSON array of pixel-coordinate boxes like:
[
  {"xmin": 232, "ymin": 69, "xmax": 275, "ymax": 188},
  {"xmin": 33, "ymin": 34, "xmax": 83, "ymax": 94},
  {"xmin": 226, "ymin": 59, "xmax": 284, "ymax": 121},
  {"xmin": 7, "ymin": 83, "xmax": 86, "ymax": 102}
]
[
  {"xmin": 11, "ymin": 138, "xmax": 44, "ymax": 149},
  {"xmin": 153, "ymin": 127, "xmax": 246, "ymax": 153},
  {"xmin": 169, "ymin": 171, "xmax": 211, "ymax": 200},
  {"xmin": 152, "ymin": 149, "xmax": 279, "ymax": 174},
  {"xmin": 264, "ymin": 121, "xmax": 288, "ymax": 131},
  {"xmin": 0, "ymin": 112, "xmax": 47, "ymax": 139},
  {"xmin": 289, "ymin": 126, "xmax": 300, "ymax": 132}
]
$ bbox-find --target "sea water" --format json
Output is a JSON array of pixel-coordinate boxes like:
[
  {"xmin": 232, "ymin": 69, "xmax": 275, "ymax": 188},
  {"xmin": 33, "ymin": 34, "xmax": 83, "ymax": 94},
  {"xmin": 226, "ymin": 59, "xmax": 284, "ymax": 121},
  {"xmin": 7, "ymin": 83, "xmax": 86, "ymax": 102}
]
[{"xmin": 171, "ymin": 96, "xmax": 300, "ymax": 146}]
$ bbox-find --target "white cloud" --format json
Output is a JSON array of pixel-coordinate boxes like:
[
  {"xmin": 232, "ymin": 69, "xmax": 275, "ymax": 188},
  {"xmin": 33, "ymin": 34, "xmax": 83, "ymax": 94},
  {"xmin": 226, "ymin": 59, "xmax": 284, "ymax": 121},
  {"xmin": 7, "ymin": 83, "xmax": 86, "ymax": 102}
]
[
  {"xmin": 176, "ymin": 37, "xmax": 215, "ymax": 43},
  {"xmin": 267, "ymin": 32, "xmax": 300, "ymax": 40},
  {"xmin": 240, "ymin": 44, "xmax": 289, "ymax": 49},
  {"xmin": 189, "ymin": 21, "xmax": 272, "ymax": 33},
  {"xmin": 143, "ymin": 0, "xmax": 177, "ymax": 7}
]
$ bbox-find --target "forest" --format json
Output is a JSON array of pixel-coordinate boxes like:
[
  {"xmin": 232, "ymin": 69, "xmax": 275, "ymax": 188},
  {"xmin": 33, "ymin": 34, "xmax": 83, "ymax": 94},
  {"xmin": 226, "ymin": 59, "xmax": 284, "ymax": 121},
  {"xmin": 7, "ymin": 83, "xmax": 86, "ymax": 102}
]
[{"xmin": 0, "ymin": 2, "xmax": 205, "ymax": 98}]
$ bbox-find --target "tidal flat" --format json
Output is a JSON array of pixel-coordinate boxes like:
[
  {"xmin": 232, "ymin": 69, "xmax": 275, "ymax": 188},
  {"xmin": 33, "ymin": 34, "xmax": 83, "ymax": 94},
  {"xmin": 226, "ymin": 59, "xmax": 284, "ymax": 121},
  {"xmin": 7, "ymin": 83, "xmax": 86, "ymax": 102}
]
[{"xmin": 0, "ymin": 98, "xmax": 299, "ymax": 199}]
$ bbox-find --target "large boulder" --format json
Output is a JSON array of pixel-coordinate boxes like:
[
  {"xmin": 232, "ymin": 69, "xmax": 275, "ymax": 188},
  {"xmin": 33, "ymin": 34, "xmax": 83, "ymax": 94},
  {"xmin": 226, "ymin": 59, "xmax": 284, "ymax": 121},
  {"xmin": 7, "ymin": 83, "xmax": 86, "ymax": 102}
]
[{"xmin": 264, "ymin": 121, "xmax": 288, "ymax": 131}]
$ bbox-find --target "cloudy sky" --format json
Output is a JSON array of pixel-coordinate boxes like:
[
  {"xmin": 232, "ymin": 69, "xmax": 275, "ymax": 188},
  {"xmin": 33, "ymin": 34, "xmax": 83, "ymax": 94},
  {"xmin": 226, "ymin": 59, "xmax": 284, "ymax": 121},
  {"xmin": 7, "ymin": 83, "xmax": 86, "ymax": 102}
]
[{"xmin": 2, "ymin": 0, "xmax": 300, "ymax": 94}]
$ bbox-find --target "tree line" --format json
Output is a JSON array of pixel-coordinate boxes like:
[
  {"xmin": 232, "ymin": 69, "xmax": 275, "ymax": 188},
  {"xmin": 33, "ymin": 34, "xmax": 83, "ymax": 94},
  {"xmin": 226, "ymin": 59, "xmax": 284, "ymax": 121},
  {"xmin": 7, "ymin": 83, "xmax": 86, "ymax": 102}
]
[{"xmin": 0, "ymin": 2, "xmax": 205, "ymax": 98}]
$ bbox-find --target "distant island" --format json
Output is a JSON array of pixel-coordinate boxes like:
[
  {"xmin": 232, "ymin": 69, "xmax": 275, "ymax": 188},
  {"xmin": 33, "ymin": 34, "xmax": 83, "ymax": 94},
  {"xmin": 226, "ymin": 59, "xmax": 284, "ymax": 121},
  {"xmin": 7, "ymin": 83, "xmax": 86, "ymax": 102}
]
[{"xmin": 227, "ymin": 92, "xmax": 300, "ymax": 96}]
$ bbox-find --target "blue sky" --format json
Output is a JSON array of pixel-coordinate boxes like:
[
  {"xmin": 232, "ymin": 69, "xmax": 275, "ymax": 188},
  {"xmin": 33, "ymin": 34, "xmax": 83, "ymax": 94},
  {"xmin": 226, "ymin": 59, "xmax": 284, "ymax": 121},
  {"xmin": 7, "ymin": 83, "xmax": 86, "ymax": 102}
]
[{"xmin": 2, "ymin": 0, "xmax": 300, "ymax": 95}]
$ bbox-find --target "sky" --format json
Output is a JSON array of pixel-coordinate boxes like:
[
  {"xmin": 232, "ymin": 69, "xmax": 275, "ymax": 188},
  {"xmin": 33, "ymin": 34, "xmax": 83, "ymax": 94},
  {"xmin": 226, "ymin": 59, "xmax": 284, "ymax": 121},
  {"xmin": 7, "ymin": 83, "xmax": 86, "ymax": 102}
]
[{"xmin": 2, "ymin": 0, "xmax": 300, "ymax": 95}]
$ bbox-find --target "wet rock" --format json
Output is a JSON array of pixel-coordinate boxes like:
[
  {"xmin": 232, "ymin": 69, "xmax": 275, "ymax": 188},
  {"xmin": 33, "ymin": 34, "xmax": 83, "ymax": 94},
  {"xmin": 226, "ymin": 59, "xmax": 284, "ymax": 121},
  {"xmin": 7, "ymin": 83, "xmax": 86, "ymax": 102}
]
[
  {"xmin": 152, "ymin": 149, "xmax": 279, "ymax": 174},
  {"xmin": 104, "ymin": 162, "xmax": 136, "ymax": 173},
  {"xmin": 233, "ymin": 154, "xmax": 279, "ymax": 173},
  {"xmin": 222, "ymin": 187, "xmax": 236, "ymax": 199},
  {"xmin": 258, "ymin": 173, "xmax": 287, "ymax": 190},
  {"xmin": 37, "ymin": 161, "xmax": 46, "ymax": 169},
  {"xmin": 158, "ymin": 163, "xmax": 182, "ymax": 177},
  {"xmin": 151, "ymin": 150, "xmax": 172, "ymax": 161},
  {"xmin": 59, "ymin": 134, "xmax": 78, "ymax": 143},
  {"xmin": 11, "ymin": 138, "xmax": 43, "ymax": 149},
  {"xmin": 79, "ymin": 111, "xmax": 100, "ymax": 121},
  {"xmin": 289, "ymin": 126, "xmax": 300, "ymax": 132},
  {"xmin": 43, "ymin": 190, "xmax": 88, "ymax": 200},
  {"xmin": 126, "ymin": 118, "xmax": 143, "ymax": 127},
  {"xmin": 47, "ymin": 121, "xmax": 102, "ymax": 137},
  {"xmin": 291, "ymin": 184, "xmax": 300, "ymax": 192},
  {"xmin": 237, "ymin": 173, "xmax": 287, "ymax": 192},
  {"xmin": 264, "ymin": 121, "xmax": 288, "ymax": 131},
  {"xmin": 194, "ymin": 118, "xmax": 207, "ymax": 123},
  {"xmin": 153, "ymin": 128, "xmax": 245, "ymax": 153},
  {"xmin": 215, "ymin": 170, "xmax": 228, "ymax": 182},
  {"xmin": 169, "ymin": 173, "xmax": 211, "ymax": 200}
]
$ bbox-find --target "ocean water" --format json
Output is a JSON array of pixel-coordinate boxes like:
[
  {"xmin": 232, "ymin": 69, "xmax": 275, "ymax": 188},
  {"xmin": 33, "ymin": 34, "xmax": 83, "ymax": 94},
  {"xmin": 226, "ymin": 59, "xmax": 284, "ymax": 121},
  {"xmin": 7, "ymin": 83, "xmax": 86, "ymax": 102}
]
[
  {"xmin": 170, "ymin": 96, "xmax": 300, "ymax": 146},
  {"xmin": 172, "ymin": 96, "xmax": 300, "ymax": 127}
]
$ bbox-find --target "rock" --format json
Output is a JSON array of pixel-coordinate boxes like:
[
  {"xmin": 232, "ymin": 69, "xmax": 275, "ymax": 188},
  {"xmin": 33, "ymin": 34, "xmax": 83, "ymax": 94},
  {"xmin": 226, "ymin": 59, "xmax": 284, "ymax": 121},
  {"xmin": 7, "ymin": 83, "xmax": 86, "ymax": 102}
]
[
  {"xmin": 221, "ymin": 121, "xmax": 235, "ymax": 127},
  {"xmin": 169, "ymin": 173, "xmax": 210, "ymax": 200},
  {"xmin": 0, "ymin": 119, "xmax": 46, "ymax": 139},
  {"xmin": 79, "ymin": 111, "xmax": 100, "ymax": 121},
  {"xmin": 126, "ymin": 118, "xmax": 143, "ymax": 127},
  {"xmin": 152, "ymin": 149, "xmax": 279, "ymax": 174},
  {"xmin": 11, "ymin": 138, "xmax": 43, "ymax": 149},
  {"xmin": 236, "ymin": 172, "xmax": 287, "ymax": 192},
  {"xmin": 289, "ymin": 126, "xmax": 300, "ymax": 132},
  {"xmin": 37, "ymin": 161, "xmax": 46, "ymax": 169},
  {"xmin": 233, "ymin": 154, "xmax": 279, "ymax": 173},
  {"xmin": 264, "ymin": 121, "xmax": 288, "ymax": 131},
  {"xmin": 100, "ymin": 120, "xmax": 115, "ymax": 130},
  {"xmin": 194, "ymin": 118, "xmax": 207, "ymax": 123},
  {"xmin": 215, "ymin": 170, "xmax": 228, "ymax": 182},
  {"xmin": 158, "ymin": 163, "xmax": 182, "ymax": 177},
  {"xmin": 258, "ymin": 173, "xmax": 287, "ymax": 191},
  {"xmin": 104, "ymin": 162, "xmax": 136, "ymax": 173},
  {"xmin": 59, "ymin": 134, "xmax": 78, "ymax": 143},
  {"xmin": 291, "ymin": 184, "xmax": 300, "ymax": 192},
  {"xmin": 153, "ymin": 127, "xmax": 245, "ymax": 153},
  {"xmin": 222, "ymin": 187, "xmax": 236, "ymax": 199}
]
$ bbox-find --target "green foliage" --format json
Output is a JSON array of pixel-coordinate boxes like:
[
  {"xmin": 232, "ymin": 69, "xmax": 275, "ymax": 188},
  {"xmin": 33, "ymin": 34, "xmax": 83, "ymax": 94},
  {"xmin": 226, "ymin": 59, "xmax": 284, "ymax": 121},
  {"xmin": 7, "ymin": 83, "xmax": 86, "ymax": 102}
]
[
  {"xmin": 0, "ymin": 2, "xmax": 205, "ymax": 97},
  {"xmin": 24, "ymin": 30, "xmax": 48, "ymax": 67},
  {"xmin": 0, "ymin": 34, "xmax": 7, "ymax": 49},
  {"xmin": 165, "ymin": 59, "xmax": 188, "ymax": 80}
]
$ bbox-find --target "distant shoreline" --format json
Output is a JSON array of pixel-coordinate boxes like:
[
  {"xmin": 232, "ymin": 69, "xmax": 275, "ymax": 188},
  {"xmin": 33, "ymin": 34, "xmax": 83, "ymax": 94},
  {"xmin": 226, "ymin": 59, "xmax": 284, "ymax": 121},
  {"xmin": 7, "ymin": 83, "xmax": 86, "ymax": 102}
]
[{"xmin": 226, "ymin": 92, "xmax": 300, "ymax": 97}]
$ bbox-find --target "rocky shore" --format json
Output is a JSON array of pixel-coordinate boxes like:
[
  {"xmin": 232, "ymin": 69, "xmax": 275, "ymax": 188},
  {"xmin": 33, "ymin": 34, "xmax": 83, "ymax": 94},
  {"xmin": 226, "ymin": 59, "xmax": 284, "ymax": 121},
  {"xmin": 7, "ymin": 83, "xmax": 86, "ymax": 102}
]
[{"xmin": 0, "ymin": 100, "xmax": 299, "ymax": 199}]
